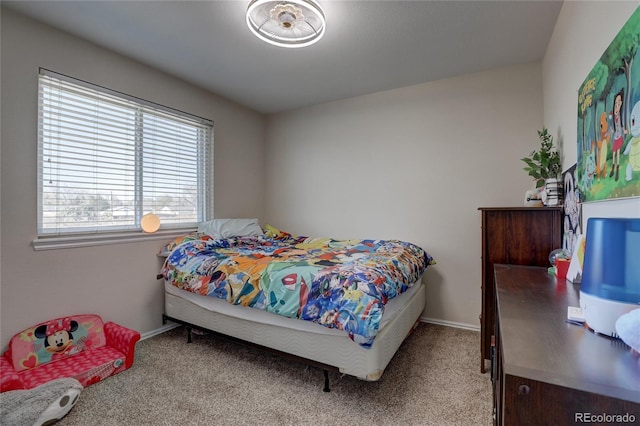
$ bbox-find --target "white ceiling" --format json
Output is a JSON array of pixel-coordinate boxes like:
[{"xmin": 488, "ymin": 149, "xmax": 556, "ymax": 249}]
[{"xmin": 4, "ymin": 0, "xmax": 563, "ymax": 114}]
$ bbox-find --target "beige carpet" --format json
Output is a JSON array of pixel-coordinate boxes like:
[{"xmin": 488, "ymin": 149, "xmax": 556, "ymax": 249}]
[{"xmin": 58, "ymin": 323, "xmax": 492, "ymax": 426}]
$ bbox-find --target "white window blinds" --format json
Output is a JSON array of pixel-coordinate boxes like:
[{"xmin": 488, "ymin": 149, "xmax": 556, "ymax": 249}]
[{"xmin": 37, "ymin": 69, "xmax": 213, "ymax": 236}]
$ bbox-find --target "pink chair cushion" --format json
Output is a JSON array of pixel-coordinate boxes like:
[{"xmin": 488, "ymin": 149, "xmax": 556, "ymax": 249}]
[{"xmin": 18, "ymin": 346, "xmax": 126, "ymax": 389}]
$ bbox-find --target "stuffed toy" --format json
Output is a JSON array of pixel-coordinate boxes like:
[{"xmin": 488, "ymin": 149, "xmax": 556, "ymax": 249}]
[
  {"xmin": 616, "ymin": 308, "xmax": 640, "ymax": 357},
  {"xmin": 0, "ymin": 378, "xmax": 82, "ymax": 426}
]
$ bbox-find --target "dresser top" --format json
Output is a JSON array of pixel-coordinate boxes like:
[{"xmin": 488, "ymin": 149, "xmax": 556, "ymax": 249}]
[
  {"xmin": 494, "ymin": 264, "xmax": 640, "ymax": 404},
  {"xmin": 478, "ymin": 206, "xmax": 562, "ymax": 211}
]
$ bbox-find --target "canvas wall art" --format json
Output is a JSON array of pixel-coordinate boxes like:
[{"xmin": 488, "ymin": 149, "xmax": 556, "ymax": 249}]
[{"xmin": 577, "ymin": 7, "xmax": 640, "ymax": 202}]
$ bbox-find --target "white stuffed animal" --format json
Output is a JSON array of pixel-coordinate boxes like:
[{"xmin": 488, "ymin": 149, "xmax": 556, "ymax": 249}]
[{"xmin": 616, "ymin": 308, "xmax": 640, "ymax": 357}]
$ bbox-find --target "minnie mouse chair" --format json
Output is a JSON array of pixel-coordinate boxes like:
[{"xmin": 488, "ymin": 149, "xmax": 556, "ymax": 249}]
[{"xmin": 0, "ymin": 314, "xmax": 140, "ymax": 392}]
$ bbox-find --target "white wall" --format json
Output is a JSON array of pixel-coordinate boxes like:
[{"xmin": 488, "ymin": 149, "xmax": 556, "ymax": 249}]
[
  {"xmin": 2, "ymin": 3, "xmax": 637, "ymax": 349},
  {"xmin": 543, "ymin": 1, "xmax": 640, "ymax": 224},
  {"xmin": 264, "ymin": 62, "xmax": 544, "ymax": 328},
  {"xmin": 0, "ymin": 8, "xmax": 265, "ymax": 349},
  {"xmin": 264, "ymin": 2, "xmax": 640, "ymax": 329}
]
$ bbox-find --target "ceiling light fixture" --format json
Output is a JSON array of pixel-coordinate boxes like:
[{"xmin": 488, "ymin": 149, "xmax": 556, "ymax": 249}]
[{"xmin": 246, "ymin": 0, "xmax": 326, "ymax": 48}]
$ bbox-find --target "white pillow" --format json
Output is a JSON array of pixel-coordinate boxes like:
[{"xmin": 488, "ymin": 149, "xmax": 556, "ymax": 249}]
[{"xmin": 197, "ymin": 218, "xmax": 264, "ymax": 239}]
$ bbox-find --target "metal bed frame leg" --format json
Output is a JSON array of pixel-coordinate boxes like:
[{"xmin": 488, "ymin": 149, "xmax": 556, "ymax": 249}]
[
  {"xmin": 323, "ymin": 370, "xmax": 330, "ymax": 392},
  {"xmin": 186, "ymin": 326, "xmax": 193, "ymax": 343}
]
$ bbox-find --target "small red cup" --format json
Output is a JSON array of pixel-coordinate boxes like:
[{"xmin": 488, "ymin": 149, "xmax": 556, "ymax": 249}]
[{"xmin": 556, "ymin": 258, "xmax": 570, "ymax": 279}]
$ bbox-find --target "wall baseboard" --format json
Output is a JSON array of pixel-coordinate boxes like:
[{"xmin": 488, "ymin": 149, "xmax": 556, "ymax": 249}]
[
  {"xmin": 141, "ymin": 317, "xmax": 479, "ymax": 341},
  {"xmin": 140, "ymin": 321, "xmax": 180, "ymax": 341},
  {"xmin": 420, "ymin": 316, "xmax": 480, "ymax": 332}
]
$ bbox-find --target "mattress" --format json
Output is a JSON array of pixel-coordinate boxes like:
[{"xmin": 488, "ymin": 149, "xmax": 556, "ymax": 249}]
[{"xmin": 164, "ymin": 278, "xmax": 426, "ymax": 380}]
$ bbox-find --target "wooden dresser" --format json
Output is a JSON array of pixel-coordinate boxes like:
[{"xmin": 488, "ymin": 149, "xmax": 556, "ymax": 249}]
[
  {"xmin": 478, "ymin": 207, "xmax": 562, "ymax": 373},
  {"xmin": 492, "ymin": 265, "xmax": 640, "ymax": 425}
]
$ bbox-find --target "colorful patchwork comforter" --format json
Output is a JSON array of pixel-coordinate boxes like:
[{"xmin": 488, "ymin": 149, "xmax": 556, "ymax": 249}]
[{"xmin": 160, "ymin": 231, "xmax": 434, "ymax": 347}]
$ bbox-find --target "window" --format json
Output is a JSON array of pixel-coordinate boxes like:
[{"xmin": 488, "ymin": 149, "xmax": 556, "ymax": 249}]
[{"xmin": 37, "ymin": 69, "xmax": 213, "ymax": 243}]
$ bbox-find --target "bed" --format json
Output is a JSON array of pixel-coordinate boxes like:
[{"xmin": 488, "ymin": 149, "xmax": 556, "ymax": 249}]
[{"xmin": 158, "ymin": 220, "xmax": 435, "ymax": 390}]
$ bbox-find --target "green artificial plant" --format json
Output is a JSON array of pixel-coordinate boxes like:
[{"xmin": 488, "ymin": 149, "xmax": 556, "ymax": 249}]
[{"xmin": 521, "ymin": 127, "xmax": 562, "ymax": 189}]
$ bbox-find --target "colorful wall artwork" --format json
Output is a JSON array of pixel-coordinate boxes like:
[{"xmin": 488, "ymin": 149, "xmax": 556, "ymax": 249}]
[{"xmin": 577, "ymin": 7, "xmax": 640, "ymax": 202}]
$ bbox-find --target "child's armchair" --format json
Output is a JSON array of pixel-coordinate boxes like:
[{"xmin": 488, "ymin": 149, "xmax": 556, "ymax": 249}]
[{"xmin": 1, "ymin": 314, "xmax": 140, "ymax": 392}]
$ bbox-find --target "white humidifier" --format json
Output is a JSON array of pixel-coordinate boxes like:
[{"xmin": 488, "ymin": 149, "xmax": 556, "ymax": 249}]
[{"xmin": 579, "ymin": 218, "xmax": 640, "ymax": 338}]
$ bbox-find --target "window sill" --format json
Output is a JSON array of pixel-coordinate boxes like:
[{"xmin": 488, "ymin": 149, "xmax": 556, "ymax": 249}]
[{"xmin": 32, "ymin": 228, "xmax": 194, "ymax": 251}]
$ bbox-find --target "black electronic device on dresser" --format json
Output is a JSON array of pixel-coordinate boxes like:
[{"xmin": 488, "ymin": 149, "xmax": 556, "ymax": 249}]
[
  {"xmin": 491, "ymin": 265, "xmax": 639, "ymax": 425},
  {"xmin": 478, "ymin": 207, "xmax": 562, "ymax": 373}
]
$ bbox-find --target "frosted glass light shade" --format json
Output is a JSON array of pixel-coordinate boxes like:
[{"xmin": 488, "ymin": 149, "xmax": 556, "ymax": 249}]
[
  {"xmin": 246, "ymin": 0, "xmax": 325, "ymax": 48},
  {"xmin": 141, "ymin": 213, "xmax": 160, "ymax": 233}
]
